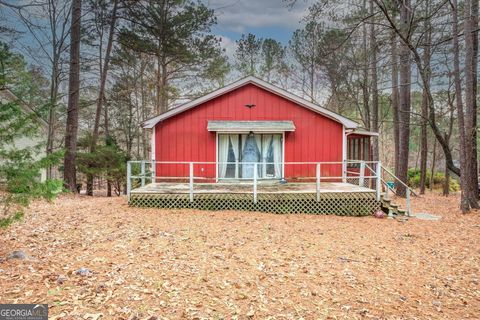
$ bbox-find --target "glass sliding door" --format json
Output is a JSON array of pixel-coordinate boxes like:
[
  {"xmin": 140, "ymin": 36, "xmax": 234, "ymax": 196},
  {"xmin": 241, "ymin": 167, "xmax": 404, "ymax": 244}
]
[{"xmin": 218, "ymin": 133, "xmax": 282, "ymax": 180}]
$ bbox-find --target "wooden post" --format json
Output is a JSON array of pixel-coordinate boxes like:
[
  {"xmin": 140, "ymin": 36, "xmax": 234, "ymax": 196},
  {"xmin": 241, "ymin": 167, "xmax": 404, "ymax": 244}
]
[
  {"xmin": 189, "ymin": 162, "xmax": 194, "ymax": 203},
  {"xmin": 262, "ymin": 158, "xmax": 267, "ymax": 178},
  {"xmin": 235, "ymin": 160, "xmax": 239, "ymax": 179},
  {"xmin": 406, "ymin": 188, "xmax": 411, "ymax": 216},
  {"xmin": 151, "ymin": 160, "xmax": 156, "ymax": 183},
  {"xmin": 376, "ymin": 162, "xmax": 381, "ymax": 201},
  {"xmin": 141, "ymin": 161, "xmax": 145, "ymax": 187},
  {"xmin": 359, "ymin": 161, "xmax": 365, "ymax": 187},
  {"xmin": 127, "ymin": 161, "xmax": 131, "ymax": 201},
  {"xmin": 316, "ymin": 163, "xmax": 321, "ymax": 202},
  {"xmin": 253, "ymin": 163, "xmax": 257, "ymax": 204},
  {"xmin": 342, "ymin": 160, "xmax": 347, "ymax": 183}
]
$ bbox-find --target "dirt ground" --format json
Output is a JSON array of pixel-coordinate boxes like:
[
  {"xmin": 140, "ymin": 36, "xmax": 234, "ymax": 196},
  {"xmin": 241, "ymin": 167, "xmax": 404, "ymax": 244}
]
[{"xmin": 0, "ymin": 192, "xmax": 479, "ymax": 319}]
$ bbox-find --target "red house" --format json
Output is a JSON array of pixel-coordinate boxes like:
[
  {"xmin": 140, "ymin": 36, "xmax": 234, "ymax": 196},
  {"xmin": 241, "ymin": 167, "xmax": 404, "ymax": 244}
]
[
  {"xmin": 131, "ymin": 77, "xmax": 380, "ymax": 215},
  {"xmin": 142, "ymin": 76, "xmax": 375, "ymax": 180}
]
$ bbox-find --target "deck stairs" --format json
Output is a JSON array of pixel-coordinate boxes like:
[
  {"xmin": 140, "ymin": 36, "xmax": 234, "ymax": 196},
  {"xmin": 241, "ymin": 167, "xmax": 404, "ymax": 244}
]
[
  {"xmin": 378, "ymin": 166, "xmax": 417, "ymax": 218},
  {"xmin": 380, "ymin": 193, "xmax": 407, "ymax": 217}
]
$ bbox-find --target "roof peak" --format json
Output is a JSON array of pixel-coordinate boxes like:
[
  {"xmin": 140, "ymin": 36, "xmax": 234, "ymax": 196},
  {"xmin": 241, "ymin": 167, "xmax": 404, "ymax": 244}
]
[{"xmin": 142, "ymin": 77, "xmax": 358, "ymax": 129}]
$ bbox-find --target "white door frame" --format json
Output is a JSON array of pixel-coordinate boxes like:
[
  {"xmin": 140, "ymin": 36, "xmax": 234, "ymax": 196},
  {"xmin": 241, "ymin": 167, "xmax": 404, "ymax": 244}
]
[{"xmin": 215, "ymin": 132, "xmax": 285, "ymax": 182}]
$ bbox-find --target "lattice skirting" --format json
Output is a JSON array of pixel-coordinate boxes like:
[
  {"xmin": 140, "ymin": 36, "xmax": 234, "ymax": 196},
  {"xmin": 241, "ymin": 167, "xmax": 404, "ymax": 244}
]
[{"xmin": 129, "ymin": 192, "xmax": 380, "ymax": 216}]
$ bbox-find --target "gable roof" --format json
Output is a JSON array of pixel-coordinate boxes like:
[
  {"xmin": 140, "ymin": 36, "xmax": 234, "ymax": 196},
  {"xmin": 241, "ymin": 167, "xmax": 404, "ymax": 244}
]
[{"xmin": 142, "ymin": 76, "xmax": 358, "ymax": 129}]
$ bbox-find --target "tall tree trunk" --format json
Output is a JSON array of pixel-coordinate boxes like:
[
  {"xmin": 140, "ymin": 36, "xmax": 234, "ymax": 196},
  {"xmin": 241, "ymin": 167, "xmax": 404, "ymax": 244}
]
[
  {"xmin": 155, "ymin": 54, "xmax": 162, "ymax": 114},
  {"xmin": 444, "ymin": 90, "xmax": 455, "ymax": 197},
  {"xmin": 429, "ymin": 139, "xmax": 436, "ymax": 191},
  {"xmin": 396, "ymin": 0, "xmax": 412, "ymax": 197},
  {"xmin": 161, "ymin": 58, "xmax": 168, "ymax": 112},
  {"xmin": 451, "ymin": 0, "xmax": 479, "ymax": 211},
  {"xmin": 46, "ymin": 60, "xmax": 59, "ymax": 179},
  {"xmin": 361, "ymin": 0, "xmax": 370, "ymax": 130},
  {"xmin": 140, "ymin": 57, "xmax": 148, "ymax": 159},
  {"xmin": 45, "ymin": 0, "xmax": 66, "ymax": 180},
  {"xmin": 463, "ymin": 0, "xmax": 479, "ymax": 209},
  {"xmin": 419, "ymin": 1, "xmax": 431, "ymax": 195},
  {"xmin": 451, "ymin": 0, "xmax": 469, "ymax": 209},
  {"xmin": 63, "ymin": 0, "xmax": 82, "ymax": 192},
  {"xmin": 374, "ymin": 0, "xmax": 461, "ymax": 180},
  {"xmin": 390, "ymin": 29, "xmax": 400, "ymax": 175},
  {"xmin": 369, "ymin": 0, "xmax": 379, "ymax": 162},
  {"xmin": 86, "ymin": 0, "xmax": 119, "ymax": 196},
  {"xmin": 443, "ymin": 160, "xmax": 450, "ymax": 196},
  {"xmin": 90, "ymin": 0, "xmax": 118, "ymax": 149}
]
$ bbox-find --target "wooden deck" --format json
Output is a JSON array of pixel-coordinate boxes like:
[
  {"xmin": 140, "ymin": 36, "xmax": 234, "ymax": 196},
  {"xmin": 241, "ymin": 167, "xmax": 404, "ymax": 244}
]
[{"xmin": 130, "ymin": 181, "xmax": 374, "ymax": 195}]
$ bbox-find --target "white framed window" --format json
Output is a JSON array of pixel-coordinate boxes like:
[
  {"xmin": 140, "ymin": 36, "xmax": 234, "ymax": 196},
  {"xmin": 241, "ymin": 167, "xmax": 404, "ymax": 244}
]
[{"xmin": 218, "ymin": 133, "xmax": 283, "ymax": 180}]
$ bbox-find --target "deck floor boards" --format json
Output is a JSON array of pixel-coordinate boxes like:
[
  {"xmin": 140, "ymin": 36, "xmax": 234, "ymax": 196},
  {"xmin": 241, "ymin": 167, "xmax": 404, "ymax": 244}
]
[{"xmin": 131, "ymin": 182, "xmax": 374, "ymax": 195}]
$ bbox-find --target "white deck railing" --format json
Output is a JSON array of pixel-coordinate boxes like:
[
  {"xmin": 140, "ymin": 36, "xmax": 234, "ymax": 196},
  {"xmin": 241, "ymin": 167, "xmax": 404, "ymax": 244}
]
[{"xmin": 127, "ymin": 160, "xmax": 384, "ymax": 204}]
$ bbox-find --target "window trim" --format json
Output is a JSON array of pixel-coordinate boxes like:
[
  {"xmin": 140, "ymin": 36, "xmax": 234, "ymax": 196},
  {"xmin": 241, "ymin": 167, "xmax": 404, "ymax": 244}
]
[{"xmin": 216, "ymin": 132, "xmax": 284, "ymax": 181}]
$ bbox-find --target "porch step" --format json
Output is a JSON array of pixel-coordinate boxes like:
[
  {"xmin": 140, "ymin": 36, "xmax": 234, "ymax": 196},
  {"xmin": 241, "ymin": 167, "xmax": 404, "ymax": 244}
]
[{"xmin": 380, "ymin": 194, "xmax": 407, "ymax": 216}]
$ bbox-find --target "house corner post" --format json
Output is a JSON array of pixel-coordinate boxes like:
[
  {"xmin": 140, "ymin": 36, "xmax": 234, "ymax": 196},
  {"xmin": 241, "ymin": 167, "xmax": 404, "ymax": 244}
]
[{"xmin": 189, "ymin": 162, "xmax": 194, "ymax": 203}]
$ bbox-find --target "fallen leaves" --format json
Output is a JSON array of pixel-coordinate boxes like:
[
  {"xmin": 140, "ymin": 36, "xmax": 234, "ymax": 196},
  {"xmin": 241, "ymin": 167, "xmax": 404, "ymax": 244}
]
[{"xmin": 0, "ymin": 192, "xmax": 479, "ymax": 319}]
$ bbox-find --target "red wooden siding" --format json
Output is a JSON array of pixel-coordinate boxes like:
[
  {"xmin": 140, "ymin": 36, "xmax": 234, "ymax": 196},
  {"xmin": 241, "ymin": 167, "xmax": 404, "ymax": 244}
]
[{"xmin": 154, "ymin": 83, "xmax": 344, "ymax": 180}]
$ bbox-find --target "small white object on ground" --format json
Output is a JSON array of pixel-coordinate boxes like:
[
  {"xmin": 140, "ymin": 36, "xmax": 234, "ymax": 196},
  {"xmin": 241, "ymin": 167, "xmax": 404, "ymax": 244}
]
[{"xmin": 413, "ymin": 212, "xmax": 441, "ymax": 221}]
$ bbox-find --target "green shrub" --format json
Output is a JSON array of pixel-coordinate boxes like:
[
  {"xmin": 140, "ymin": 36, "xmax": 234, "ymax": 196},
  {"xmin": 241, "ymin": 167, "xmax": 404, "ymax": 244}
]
[
  {"xmin": 407, "ymin": 168, "xmax": 459, "ymax": 191},
  {"xmin": 77, "ymin": 136, "xmax": 127, "ymax": 195},
  {"xmin": 0, "ymin": 42, "xmax": 63, "ymax": 227}
]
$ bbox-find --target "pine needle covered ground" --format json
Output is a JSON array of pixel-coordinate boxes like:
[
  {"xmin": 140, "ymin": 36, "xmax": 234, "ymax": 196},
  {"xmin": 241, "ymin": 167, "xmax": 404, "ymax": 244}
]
[{"xmin": 0, "ymin": 192, "xmax": 479, "ymax": 319}]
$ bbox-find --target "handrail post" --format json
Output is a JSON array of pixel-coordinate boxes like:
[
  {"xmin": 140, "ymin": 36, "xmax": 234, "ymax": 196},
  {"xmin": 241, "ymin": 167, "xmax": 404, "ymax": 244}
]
[
  {"xmin": 235, "ymin": 160, "xmax": 239, "ymax": 179},
  {"xmin": 359, "ymin": 161, "xmax": 365, "ymax": 187},
  {"xmin": 316, "ymin": 163, "xmax": 321, "ymax": 202},
  {"xmin": 406, "ymin": 188, "xmax": 411, "ymax": 216},
  {"xmin": 151, "ymin": 159, "xmax": 156, "ymax": 183},
  {"xmin": 127, "ymin": 161, "xmax": 131, "ymax": 201},
  {"xmin": 253, "ymin": 163, "xmax": 257, "ymax": 204},
  {"xmin": 189, "ymin": 162, "xmax": 194, "ymax": 203},
  {"xmin": 141, "ymin": 161, "xmax": 145, "ymax": 187},
  {"xmin": 342, "ymin": 160, "xmax": 346, "ymax": 183},
  {"xmin": 376, "ymin": 161, "xmax": 381, "ymax": 201}
]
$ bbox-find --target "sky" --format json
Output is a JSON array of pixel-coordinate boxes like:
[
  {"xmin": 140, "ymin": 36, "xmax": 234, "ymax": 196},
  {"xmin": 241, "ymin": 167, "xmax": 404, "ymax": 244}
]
[{"xmin": 204, "ymin": 0, "xmax": 311, "ymax": 57}]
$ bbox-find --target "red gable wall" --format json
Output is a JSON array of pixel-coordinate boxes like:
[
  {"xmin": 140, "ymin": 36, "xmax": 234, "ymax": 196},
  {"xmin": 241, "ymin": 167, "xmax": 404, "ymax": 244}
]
[{"xmin": 154, "ymin": 83, "xmax": 344, "ymax": 179}]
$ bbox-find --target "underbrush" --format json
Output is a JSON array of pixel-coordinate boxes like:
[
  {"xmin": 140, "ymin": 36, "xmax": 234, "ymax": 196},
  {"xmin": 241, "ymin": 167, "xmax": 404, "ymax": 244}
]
[{"xmin": 407, "ymin": 168, "xmax": 460, "ymax": 191}]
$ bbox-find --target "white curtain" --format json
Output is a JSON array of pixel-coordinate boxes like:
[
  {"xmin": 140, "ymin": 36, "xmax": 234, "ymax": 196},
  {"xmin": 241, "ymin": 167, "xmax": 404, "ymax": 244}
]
[
  {"xmin": 241, "ymin": 134, "xmax": 247, "ymax": 177},
  {"xmin": 218, "ymin": 135, "xmax": 229, "ymax": 179},
  {"xmin": 273, "ymin": 135, "xmax": 282, "ymax": 178},
  {"xmin": 254, "ymin": 135, "xmax": 262, "ymax": 177},
  {"xmin": 241, "ymin": 134, "xmax": 247, "ymax": 154},
  {"xmin": 230, "ymin": 135, "xmax": 239, "ymax": 178},
  {"xmin": 262, "ymin": 135, "xmax": 272, "ymax": 178}
]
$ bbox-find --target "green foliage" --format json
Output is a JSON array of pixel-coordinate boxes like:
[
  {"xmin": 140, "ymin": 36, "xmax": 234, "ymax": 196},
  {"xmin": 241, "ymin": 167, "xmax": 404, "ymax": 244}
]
[
  {"xmin": 0, "ymin": 43, "xmax": 62, "ymax": 227},
  {"xmin": 407, "ymin": 168, "xmax": 460, "ymax": 191},
  {"xmin": 235, "ymin": 33, "xmax": 263, "ymax": 76},
  {"xmin": 234, "ymin": 34, "xmax": 288, "ymax": 81},
  {"xmin": 119, "ymin": 0, "xmax": 223, "ymax": 98},
  {"xmin": 77, "ymin": 136, "xmax": 127, "ymax": 195},
  {"xmin": 0, "ymin": 211, "xmax": 24, "ymax": 228}
]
